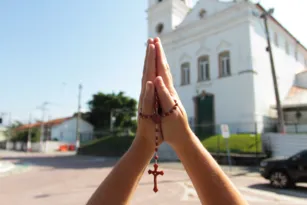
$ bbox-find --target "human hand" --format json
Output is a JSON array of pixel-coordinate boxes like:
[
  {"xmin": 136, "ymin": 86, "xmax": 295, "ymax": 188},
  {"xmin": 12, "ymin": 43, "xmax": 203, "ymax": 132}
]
[
  {"xmin": 153, "ymin": 38, "xmax": 192, "ymax": 149},
  {"xmin": 136, "ymin": 39, "xmax": 162, "ymax": 150}
]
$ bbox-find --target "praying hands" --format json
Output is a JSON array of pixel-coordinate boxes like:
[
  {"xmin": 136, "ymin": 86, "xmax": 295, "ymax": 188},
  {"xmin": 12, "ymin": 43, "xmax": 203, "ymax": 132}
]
[{"xmin": 86, "ymin": 38, "xmax": 248, "ymax": 205}]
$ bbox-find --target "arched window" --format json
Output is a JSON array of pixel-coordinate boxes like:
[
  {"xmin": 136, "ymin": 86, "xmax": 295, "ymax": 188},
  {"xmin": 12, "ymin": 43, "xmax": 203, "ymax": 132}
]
[
  {"xmin": 199, "ymin": 9, "xmax": 206, "ymax": 19},
  {"xmin": 219, "ymin": 51, "xmax": 231, "ymax": 77},
  {"xmin": 156, "ymin": 23, "xmax": 164, "ymax": 34},
  {"xmin": 274, "ymin": 32, "xmax": 279, "ymax": 47},
  {"xmin": 198, "ymin": 55, "xmax": 210, "ymax": 81},
  {"xmin": 181, "ymin": 62, "xmax": 190, "ymax": 85}
]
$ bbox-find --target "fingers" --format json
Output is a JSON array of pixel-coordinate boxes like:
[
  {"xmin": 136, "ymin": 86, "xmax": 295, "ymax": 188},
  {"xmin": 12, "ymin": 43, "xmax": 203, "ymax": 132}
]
[
  {"xmin": 142, "ymin": 81, "xmax": 155, "ymax": 115},
  {"xmin": 142, "ymin": 39, "xmax": 154, "ymax": 75},
  {"xmin": 154, "ymin": 38, "xmax": 176, "ymax": 96},
  {"xmin": 154, "ymin": 76, "xmax": 175, "ymax": 113},
  {"xmin": 139, "ymin": 39, "xmax": 154, "ymax": 110}
]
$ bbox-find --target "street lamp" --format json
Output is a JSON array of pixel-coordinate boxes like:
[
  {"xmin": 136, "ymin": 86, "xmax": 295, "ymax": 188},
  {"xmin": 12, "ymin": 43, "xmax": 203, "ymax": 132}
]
[{"xmin": 260, "ymin": 8, "xmax": 285, "ymax": 133}]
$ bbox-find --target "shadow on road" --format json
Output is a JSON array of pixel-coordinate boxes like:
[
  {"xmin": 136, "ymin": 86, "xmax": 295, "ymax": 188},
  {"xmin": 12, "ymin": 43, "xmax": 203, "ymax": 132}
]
[
  {"xmin": 1, "ymin": 154, "xmax": 118, "ymax": 170},
  {"xmin": 249, "ymin": 183, "xmax": 307, "ymax": 199}
]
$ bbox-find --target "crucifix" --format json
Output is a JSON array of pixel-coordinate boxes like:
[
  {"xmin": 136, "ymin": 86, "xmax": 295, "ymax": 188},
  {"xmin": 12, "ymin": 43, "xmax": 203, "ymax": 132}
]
[
  {"xmin": 139, "ymin": 95, "xmax": 178, "ymax": 193},
  {"xmin": 148, "ymin": 163, "xmax": 164, "ymax": 193}
]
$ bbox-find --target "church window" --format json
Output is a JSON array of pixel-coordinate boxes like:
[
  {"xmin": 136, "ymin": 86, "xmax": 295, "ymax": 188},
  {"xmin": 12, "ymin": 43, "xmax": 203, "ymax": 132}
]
[
  {"xmin": 219, "ymin": 51, "xmax": 231, "ymax": 77},
  {"xmin": 199, "ymin": 9, "xmax": 206, "ymax": 19},
  {"xmin": 274, "ymin": 32, "xmax": 279, "ymax": 47},
  {"xmin": 156, "ymin": 23, "xmax": 164, "ymax": 34},
  {"xmin": 181, "ymin": 62, "xmax": 190, "ymax": 85},
  {"xmin": 294, "ymin": 49, "xmax": 298, "ymax": 61},
  {"xmin": 198, "ymin": 56, "xmax": 210, "ymax": 81},
  {"xmin": 285, "ymin": 41, "xmax": 289, "ymax": 55}
]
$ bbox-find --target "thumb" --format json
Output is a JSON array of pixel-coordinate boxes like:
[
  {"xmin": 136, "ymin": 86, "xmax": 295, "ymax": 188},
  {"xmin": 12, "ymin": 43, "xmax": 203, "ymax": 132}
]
[{"xmin": 154, "ymin": 76, "xmax": 176, "ymax": 113}]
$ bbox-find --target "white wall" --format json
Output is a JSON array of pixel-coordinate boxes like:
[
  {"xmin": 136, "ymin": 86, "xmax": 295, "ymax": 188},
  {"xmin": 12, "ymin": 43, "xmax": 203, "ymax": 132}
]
[
  {"xmin": 249, "ymin": 7, "xmax": 306, "ymax": 124},
  {"xmin": 161, "ymin": 5, "xmax": 255, "ymax": 131},
  {"xmin": 0, "ymin": 127, "xmax": 7, "ymax": 142},
  {"xmin": 51, "ymin": 118, "xmax": 94, "ymax": 143}
]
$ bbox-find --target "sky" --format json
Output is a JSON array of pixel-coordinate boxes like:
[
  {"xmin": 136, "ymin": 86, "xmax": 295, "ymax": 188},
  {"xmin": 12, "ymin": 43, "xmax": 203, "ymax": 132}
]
[{"xmin": 0, "ymin": 0, "xmax": 306, "ymax": 124}]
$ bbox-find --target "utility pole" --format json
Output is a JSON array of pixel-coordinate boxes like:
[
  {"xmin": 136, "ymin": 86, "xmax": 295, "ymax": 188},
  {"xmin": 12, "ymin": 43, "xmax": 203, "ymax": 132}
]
[
  {"xmin": 260, "ymin": 8, "xmax": 285, "ymax": 133},
  {"xmin": 27, "ymin": 113, "xmax": 32, "ymax": 152},
  {"xmin": 37, "ymin": 102, "xmax": 49, "ymax": 152},
  {"xmin": 76, "ymin": 84, "xmax": 82, "ymax": 149},
  {"xmin": 110, "ymin": 109, "xmax": 114, "ymax": 133}
]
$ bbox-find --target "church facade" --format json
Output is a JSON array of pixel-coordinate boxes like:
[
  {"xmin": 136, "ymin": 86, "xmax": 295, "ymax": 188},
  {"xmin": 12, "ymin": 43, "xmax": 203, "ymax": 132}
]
[{"xmin": 147, "ymin": 0, "xmax": 307, "ymax": 134}]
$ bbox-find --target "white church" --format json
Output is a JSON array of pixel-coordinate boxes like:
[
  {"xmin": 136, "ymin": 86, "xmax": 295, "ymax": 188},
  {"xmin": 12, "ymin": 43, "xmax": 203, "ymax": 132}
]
[{"xmin": 147, "ymin": 0, "xmax": 307, "ymax": 135}]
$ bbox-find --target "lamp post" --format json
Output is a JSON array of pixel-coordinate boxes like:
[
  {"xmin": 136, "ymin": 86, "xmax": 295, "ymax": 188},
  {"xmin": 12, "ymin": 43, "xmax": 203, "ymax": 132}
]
[
  {"xmin": 76, "ymin": 84, "xmax": 82, "ymax": 149},
  {"xmin": 260, "ymin": 8, "xmax": 285, "ymax": 133}
]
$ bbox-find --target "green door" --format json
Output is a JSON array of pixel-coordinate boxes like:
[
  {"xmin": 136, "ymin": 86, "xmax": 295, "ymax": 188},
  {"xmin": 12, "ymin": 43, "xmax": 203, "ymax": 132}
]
[{"xmin": 196, "ymin": 95, "xmax": 215, "ymax": 138}]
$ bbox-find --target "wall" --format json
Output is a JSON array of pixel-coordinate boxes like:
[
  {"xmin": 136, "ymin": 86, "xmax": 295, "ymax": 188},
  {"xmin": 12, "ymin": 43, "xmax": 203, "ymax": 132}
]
[
  {"xmin": 4, "ymin": 141, "xmax": 70, "ymax": 153},
  {"xmin": 295, "ymin": 71, "xmax": 307, "ymax": 88},
  {"xmin": 262, "ymin": 133, "xmax": 307, "ymax": 158},
  {"xmin": 51, "ymin": 118, "xmax": 94, "ymax": 143},
  {"xmin": 162, "ymin": 7, "xmax": 255, "ymax": 131},
  {"xmin": 249, "ymin": 6, "xmax": 306, "ymax": 125},
  {"xmin": 0, "ymin": 127, "xmax": 7, "ymax": 142}
]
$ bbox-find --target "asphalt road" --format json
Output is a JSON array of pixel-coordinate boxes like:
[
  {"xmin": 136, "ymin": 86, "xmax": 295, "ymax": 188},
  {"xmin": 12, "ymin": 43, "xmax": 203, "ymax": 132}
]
[{"xmin": 0, "ymin": 150, "xmax": 306, "ymax": 205}]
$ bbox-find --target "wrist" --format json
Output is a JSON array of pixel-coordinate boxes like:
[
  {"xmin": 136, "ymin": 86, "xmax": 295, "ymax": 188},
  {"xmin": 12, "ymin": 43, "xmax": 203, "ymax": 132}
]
[
  {"xmin": 132, "ymin": 135, "xmax": 155, "ymax": 156},
  {"xmin": 170, "ymin": 127, "xmax": 196, "ymax": 151}
]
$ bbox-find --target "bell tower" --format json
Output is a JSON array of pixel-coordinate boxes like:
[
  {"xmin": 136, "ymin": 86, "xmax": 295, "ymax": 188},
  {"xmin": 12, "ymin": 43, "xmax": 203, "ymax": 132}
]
[{"xmin": 147, "ymin": 0, "xmax": 191, "ymax": 38}]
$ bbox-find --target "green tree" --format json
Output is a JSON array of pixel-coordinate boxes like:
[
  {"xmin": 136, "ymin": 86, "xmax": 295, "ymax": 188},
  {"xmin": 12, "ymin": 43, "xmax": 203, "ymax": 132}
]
[
  {"xmin": 12, "ymin": 127, "xmax": 40, "ymax": 142},
  {"xmin": 88, "ymin": 92, "xmax": 137, "ymax": 130}
]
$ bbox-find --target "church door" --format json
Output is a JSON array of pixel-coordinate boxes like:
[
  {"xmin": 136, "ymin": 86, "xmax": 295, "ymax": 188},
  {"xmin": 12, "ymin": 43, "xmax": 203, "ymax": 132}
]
[{"xmin": 196, "ymin": 94, "xmax": 215, "ymax": 138}]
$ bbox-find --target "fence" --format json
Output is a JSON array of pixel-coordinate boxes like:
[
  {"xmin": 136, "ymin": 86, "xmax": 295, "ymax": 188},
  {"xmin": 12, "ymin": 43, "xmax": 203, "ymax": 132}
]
[{"xmin": 262, "ymin": 133, "xmax": 307, "ymax": 158}]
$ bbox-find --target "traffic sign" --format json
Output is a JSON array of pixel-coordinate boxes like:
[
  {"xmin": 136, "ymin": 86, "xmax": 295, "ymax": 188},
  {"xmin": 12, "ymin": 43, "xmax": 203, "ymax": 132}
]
[{"xmin": 220, "ymin": 124, "xmax": 230, "ymax": 138}]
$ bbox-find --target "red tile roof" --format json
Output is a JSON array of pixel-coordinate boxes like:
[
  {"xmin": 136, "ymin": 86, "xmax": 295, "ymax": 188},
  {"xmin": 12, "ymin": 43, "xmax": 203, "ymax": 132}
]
[
  {"xmin": 16, "ymin": 117, "xmax": 72, "ymax": 131},
  {"xmin": 283, "ymin": 86, "xmax": 307, "ymax": 107}
]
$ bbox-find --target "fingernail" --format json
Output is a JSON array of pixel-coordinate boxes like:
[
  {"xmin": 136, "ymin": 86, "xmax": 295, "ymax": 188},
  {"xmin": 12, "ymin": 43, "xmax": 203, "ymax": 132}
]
[
  {"xmin": 145, "ymin": 82, "xmax": 151, "ymax": 92},
  {"xmin": 156, "ymin": 76, "xmax": 163, "ymax": 86}
]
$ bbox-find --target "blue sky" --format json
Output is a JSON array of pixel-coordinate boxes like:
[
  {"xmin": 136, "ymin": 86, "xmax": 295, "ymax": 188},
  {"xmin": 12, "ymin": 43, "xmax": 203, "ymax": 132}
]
[{"xmin": 0, "ymin": 0, "xmax": 306, "ymax": 124}]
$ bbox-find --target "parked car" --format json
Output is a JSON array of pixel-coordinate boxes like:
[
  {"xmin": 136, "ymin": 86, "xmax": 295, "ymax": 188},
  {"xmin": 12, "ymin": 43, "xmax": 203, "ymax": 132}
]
[{"xmin": 259, "ymin": 150, "xmax": 307, "ymax": 188}]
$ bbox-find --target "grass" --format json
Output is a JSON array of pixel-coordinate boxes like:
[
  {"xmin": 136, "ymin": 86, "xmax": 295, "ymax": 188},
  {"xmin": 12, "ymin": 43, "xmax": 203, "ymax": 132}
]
[
  {"xmin": 201, "ymin": 134, "xmax": 262, "ymax": 154},
  {"xmin": 78, "ymin": 134, "xmax": 262, "ymax": 157}
]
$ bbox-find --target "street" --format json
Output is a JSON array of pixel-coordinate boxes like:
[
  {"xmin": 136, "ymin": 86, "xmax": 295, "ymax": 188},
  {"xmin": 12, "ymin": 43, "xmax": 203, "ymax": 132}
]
[{"xmin": 0, "ymin": 150, "xmax": 306, "ymax": 205}]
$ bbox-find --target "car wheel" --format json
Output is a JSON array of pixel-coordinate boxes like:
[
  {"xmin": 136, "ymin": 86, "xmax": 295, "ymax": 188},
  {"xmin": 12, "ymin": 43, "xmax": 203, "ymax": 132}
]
[{"xmin": 269, "ymin": 171, "xmax": 292, "ymax": 188}]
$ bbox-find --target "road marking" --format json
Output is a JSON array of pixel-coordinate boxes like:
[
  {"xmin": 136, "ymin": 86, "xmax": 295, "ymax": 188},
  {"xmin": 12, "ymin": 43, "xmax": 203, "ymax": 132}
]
[{"xmin": 178, "ymin": 182, "xmax": 198, "ymax": 201}]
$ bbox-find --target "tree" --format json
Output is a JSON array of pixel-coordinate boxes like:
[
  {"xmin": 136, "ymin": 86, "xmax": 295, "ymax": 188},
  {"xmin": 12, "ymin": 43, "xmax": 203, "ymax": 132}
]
[
  {"xmin": 88, "ymin": 91, "xmax": 137, "ymax": 130},
  {"xmin": 6, "ymin": 121, "xmax": 40, "ymax": 142}
]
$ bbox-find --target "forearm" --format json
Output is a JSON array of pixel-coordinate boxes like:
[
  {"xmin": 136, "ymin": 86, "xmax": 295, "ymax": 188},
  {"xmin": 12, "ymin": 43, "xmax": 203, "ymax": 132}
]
[
  {"xmin": 173, "ymin": 130, "xmax": 247, "ymax": 205},
  {"xmin": 87, "ymin": 137, "xmax": 154, "ymax": 205}
]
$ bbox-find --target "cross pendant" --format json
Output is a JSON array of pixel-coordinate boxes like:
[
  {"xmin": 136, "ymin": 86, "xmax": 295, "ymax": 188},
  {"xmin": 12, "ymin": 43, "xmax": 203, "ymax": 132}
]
[{"xmin": 148, "ymin": 163, "xmax": 164, "ymax": 193}]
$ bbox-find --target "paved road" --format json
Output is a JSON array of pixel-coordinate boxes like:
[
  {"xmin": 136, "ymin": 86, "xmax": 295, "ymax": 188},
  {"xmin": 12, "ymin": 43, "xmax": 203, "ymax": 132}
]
[{"xmin": 0, "ymin": 150, "xmax": 306, "ymax": 205}]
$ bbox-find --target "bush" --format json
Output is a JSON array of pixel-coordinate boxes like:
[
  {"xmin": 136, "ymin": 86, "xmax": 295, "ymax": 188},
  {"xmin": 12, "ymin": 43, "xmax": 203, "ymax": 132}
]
[
  {"xmin": 201, "ymin": 134, "xmax": 262, "ymax": 154},
  {"xmin": 78, "ymin": 136, "xmax": 134, "ymax": 157}
]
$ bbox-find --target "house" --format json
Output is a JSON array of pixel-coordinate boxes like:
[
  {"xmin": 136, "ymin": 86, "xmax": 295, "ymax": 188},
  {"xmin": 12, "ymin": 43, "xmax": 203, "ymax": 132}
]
[
  {"xmin": 16, "ymin": 116, "xmax": 94, "ymax": 143},
  {"xmin": 147, "ymin": 0, "xmax": 307, "ymax": 134},
  {"xmin": 0, "ymin": 127, "xmax": 7, "ymax": 142}
]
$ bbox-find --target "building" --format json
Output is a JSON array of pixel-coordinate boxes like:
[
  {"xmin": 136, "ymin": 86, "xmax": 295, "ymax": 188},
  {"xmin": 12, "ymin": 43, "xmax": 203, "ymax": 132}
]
[
  {"xmin": 0, "ymin": 127, "xmax": 7, "ymax": 142},
  {"xmin": 147, "ymin": 0, "xmax": 307, "ymax": 135},
  {"xmin": 17, "ymin": 116, "xmax": 94, "ymax": 143}
]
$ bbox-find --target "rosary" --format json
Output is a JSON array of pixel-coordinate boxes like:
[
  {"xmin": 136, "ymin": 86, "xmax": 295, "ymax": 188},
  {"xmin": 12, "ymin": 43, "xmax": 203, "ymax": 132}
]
[{"xmin": 139, "ymin": 91, "xmax": 178, "ymax": 193}]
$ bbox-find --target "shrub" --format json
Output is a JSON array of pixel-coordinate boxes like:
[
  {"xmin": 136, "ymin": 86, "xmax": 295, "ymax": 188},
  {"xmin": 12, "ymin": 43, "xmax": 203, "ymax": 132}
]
[
  {"xmin": 201, "ymin": 134, "xmax": 262, "ymax": 154},
  {"xmin": 78, "ymin": 136, "xmax": 134, "ymax": 157}
]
